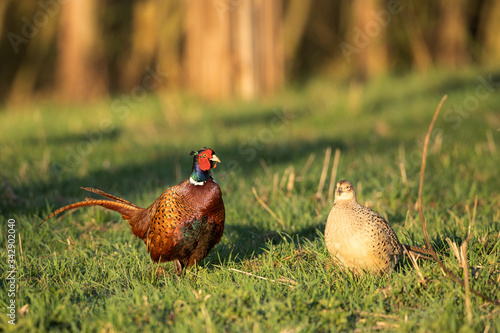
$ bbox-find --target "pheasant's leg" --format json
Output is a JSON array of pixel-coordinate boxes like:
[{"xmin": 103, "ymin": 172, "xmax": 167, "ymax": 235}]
[
  {"xmin": 155, "ymin": 266, "xmax": 166, "ymax": 278},
  {"xmin": 174, "ymin": 259, "xmax": 183, "ymax": 276}
]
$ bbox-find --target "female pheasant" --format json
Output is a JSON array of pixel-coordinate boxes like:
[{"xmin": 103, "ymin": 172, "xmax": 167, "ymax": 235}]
[
  {"xmin": 325, "ymin": 180, "xmax": 433, "ymax": 274},
  {"xmin": 42, "ymin": 148, "xmax": 225, "ymax": 275}
]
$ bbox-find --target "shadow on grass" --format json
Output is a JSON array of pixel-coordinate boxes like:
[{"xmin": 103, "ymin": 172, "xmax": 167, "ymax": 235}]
[
  {"xmin": 24, "ymin": 127, "xmax": 122, "ymax": 147},
  {"xmin": 215, "ymin": 223, "xmax": 324, "ymax": 263}
]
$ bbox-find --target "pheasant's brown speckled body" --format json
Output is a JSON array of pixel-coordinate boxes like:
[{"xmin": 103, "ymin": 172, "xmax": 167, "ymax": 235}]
[
  {"xmin": 325, "ymin": 185, "xmax": 402, "ymax": 274},
  {"xmin": 42, "ymin": 148, "xmax": 225, "ymax": 275},
  {"xmin": 144, "ymin": 178, "xmax": 225, "ymax": 270},
  {"xmin": 325, "ymin": 180, "xmax": 434, "ymax": 274}
]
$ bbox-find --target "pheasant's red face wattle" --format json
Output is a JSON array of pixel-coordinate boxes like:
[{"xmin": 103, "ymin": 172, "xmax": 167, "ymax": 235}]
[{"xmin": 198, "ymin": 149, "xmax": 217, "ymax": 171}]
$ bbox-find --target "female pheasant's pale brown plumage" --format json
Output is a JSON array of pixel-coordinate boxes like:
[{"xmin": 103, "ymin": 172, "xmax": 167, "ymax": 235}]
[
  {"xmin": 325, "ymin": 180, "xmax": 432, "ymax": 274},
  {"xmin": 42, "ymin": 148, "xmax": 225, "ymax": 276}
]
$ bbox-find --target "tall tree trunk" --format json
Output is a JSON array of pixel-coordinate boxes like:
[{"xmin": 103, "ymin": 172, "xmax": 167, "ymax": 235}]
[
  {"xmin": 435, "ymin": 0, "xmax": 468, "ymax": 68},
  {"xmin": 402, "ymin": 2, "xmax": 433, "ymax": 72},
  {"xmin": 0, "ymin": 1, "xmax": 9, "ymax": 41},
  {"xmin": 121, "ymin": 0, "xmax": 158, "ymax": 91},
  {"xmin": 7, "ymin": 1, "xmax": 57, "ymax": 106},
  {"xmin": 56, "ymin": 0, "xmax": 107, "ymax": 102},
  {"xmin": 347, "ymin": 0, "xmax": 388, "ymax": 80},
  {"xmin": 479, "ymin": 0, "xmax": 500, "ymax": 66},
  {"xmin": 184, "ymin": 0, "xmax": 283, "ymax": 100},
  {"xmin": 283, "ymin": 0, "xmax": 313, "ymax": 78}
]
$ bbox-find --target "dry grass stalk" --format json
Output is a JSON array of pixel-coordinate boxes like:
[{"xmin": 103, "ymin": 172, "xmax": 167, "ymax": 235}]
[
  {"xmin": 315, "ymin": 147, "xmax": 332, "ymax": 200},
  {"xmin": 398, "ymin": 144, "xmax": 408, "ymax": 185},
  {"xmin": 445, "ymin": 238, "xmax": 465, "ymax": 268},
  {"xmin": 447, "ymin": 209, "xmax": 462, "ymax": 228},
  {"xmin": 18, "ymin": 233, "xmax": 23, "ymax": 262},
  {"xmin": 40, "ymin": 148, "xmax": 51, "ymax": 175},
  {"xmin": 298, "ymin": 153, "xmax": 315, "ymax": 181},
  {"xmin": 252, "ymin": 186, "xmax": 285, "ymax": 229},
  {"xmin": 279, "ymin": 168, "xmax": 290, "ymax": 190},
  {"xmin": 417, "ymin": 94, "xmax": 499, "ymax": 306},
  {"xmin": 272, "ymin": 172, "xmax": 279, "ymax": 197},
  {"xmin": 461, "ymin": 232, "xmax": 474, "ymax": 325},
  {"xmin": 286, "ymin": 166, "xmax": 295, "ymax": 196},
  {"xmin": 260, "ymin": 159, "xmax": 271, "ymax": 177},
  {"xmin": 462, "ymin": 196, "xmax": 478, "ymax": 324},
  {"xmin": 469, "ymin": 196, "xmax": 478, "ymax": 228},
  {"xmin": 431, "ymin": 130, "xmax": 444, "ymax": 154},
  {"xmin": 327, "ymin": 148, "xmax": 341, "ymax": 201},
  {"xmin": 229, "ymin": 268, "xmax": 297, "ymax": 288},
  {"xmin": 486, "ymin": 130, "xmax": 496, "ymax": 155},
  {"xmin": 403, "ymin": 246, "xmax": 425, "ymax": 283}
]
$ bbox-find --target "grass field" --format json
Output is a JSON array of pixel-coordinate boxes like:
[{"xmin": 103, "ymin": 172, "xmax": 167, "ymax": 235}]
[{"xmin": 1, "ymin": 68, "xmax": 499, "ymax": 332}]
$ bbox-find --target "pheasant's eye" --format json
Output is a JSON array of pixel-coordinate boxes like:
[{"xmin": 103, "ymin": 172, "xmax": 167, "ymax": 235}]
[{"xmin": 201, "ymin": 154, "xmax": 207, "ymax": 158}]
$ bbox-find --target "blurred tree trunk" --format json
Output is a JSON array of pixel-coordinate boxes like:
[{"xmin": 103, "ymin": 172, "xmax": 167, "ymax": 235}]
[
  {"xmin": 121, "ymin": 0, "xmax": 158, "ymax": 90},
  {"xmin": 121, "ymin": 1, "xmax": 182, "ymax": 89},
  {"xmin": 0, "ymin": 1, "xmax": 9, "ymax": 40},
  {"xmin": 402, "ymin": 2, "xmax": 433, "ymax": 72},
  {"xmin": 155, "ymin": 1, "xmax": 183, "ymax": 126},
  {"xmin": 56, "ymin": 0, "xmax": 108, "ymax": 102},
  {"xmin": 120, "ymin": 1, "xmax": 182, "ymax": 126},
  {"xmin": 283, "ymin": 0, "xmax": 312, "ymax": 78},
  {"xmin": 479, "ymin": 0, "xmax": 500, "ymax": 65},
  {"xmin": 155, "ymin": 2, "xmax": 183, "ymax": 87},
  {"xmin": 435, "ymin": 0, "xmax": 468, "ymax": 67},
  {"xmin": 348, "ymin": 0, "xmax": 388, "ymax": 80},
  {"xmin": 184, "ymin": 0, "xmax": 283, "ymax": 100},
  {"xmin": 7, "ymin": 2, "xmax": 57, "ymax": 106}
]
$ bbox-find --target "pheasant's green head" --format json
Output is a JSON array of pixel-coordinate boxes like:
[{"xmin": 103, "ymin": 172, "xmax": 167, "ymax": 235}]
[{"xmin": 190, "ymin": 148, "xmax": 221, "ymax": 183}]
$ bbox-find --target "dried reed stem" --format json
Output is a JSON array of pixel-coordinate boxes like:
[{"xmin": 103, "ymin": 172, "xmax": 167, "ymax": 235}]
[
  {"xmin": 461, "ymin": 232, "xmax": 473, "ymax": 324},
  {"xmin": 279, "ymin": 168, "xmax": 290, "ymax": 190},
  {"xmin": 417, "ymin": 94, "xmax": 498, "ymax": 305},
  {"xmin": 486, "ymin": 130, "xmax": 496, "ymax": 155},
  {"xmin": 328, "ymin": 148, "xmax": 341, "ymax": 201},
  {"xmin": 229, "ymin": 268, "xmax": 297, "ymax": 288},
  {"xmin": 299, "ymin": 153, "xmax": 316, "ymax": 180},
  {"xmin": 272, "ymin": 172, "xmax": 279, "ymax": 197},
  {"xmin": 260, "ymin": 159, "xmax": 271, "ymax": 177},
  {"xmin": 398, "ymin": 144, "xmax": 408, "ymax": 185},
  {"xmin": 403, "ymin": 246, "xmax": 425, "ymax": 283},
  {"xmin": 418, "ymin": 95, "xmax": 448, "ymax": 251},
  {"xmin": 18, "ymin": 233, "xmax": 23, "ymax": 260},
  {"xmin": 286, "ymin": 166, "xmax": 295, "ymax": 196},
  {"xmin": 316, "ymin": 147, "xmax": 332, "ymax": 200},
  {"xmin": 252, "ymin": 187, "xmax": 285, "ymax": 229}
]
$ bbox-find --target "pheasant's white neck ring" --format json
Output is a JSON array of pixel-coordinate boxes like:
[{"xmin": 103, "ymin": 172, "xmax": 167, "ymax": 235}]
[{"xmin": 190, "ymin": 177, "xmax": 206, "ymax": 186}]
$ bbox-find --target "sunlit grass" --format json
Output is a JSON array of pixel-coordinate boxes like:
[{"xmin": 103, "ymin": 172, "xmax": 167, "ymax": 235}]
[{"xmin": 1, "ymin": 68, "xmax": 499, "ymax": 332}]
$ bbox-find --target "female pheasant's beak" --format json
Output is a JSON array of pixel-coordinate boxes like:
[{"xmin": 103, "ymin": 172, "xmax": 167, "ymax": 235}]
[{"xmin": 210, "ymin": 154, "xmax": 221, "ymax": 168}]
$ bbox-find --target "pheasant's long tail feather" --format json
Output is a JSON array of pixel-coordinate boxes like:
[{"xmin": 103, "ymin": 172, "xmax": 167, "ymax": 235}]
[
  {"xmin": 80, "ymin": 187, "xmax": 140, "ymax": 208},
  {"xmin": 40, "ymin": 199, "xmax": 141, "ymax": 226}
]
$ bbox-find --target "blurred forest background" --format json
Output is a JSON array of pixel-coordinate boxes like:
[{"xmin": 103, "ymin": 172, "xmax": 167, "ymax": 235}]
[{"xmin": 1, "ymin": 0, "xmax": 499, "ymax": 106}]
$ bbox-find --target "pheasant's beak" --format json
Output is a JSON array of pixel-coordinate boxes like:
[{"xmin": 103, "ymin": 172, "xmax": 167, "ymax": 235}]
[
  {"xmin": 336, "ymin": 187, "xmax": 342, "ymax": 195},
  {"xmin": 210, "ymin": 155, "xmax": 221, "ymax": 164}
]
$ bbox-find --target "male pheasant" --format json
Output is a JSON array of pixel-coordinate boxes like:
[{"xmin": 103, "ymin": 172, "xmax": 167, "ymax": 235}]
[
  {"xmin": 325, "ymin": 180, "xmax": 433, "ymax": 274},
  {"xmin": 42, "ymin": 148, "xmax": 225, "ymax": 275}
]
